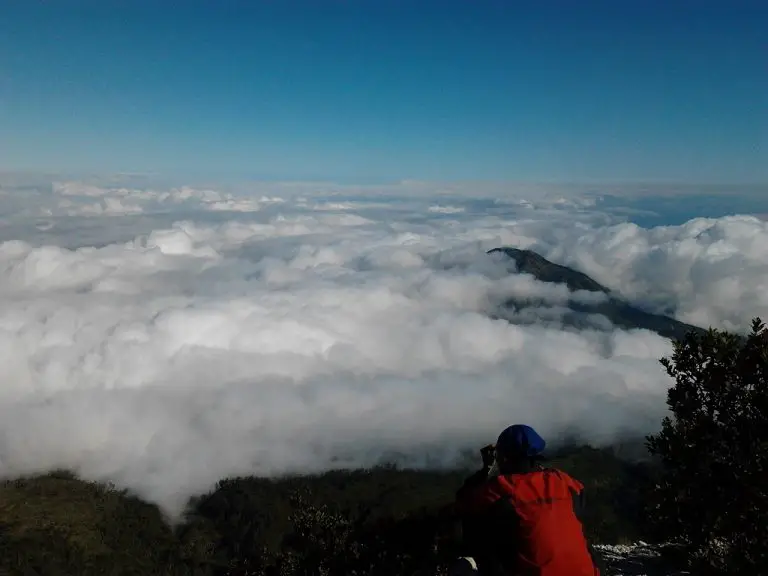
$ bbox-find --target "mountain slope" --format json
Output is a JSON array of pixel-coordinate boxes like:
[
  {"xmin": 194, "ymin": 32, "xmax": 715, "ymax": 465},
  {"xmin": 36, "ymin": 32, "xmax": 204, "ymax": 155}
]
[{"xmin": 487, "ymin": 247, "xmax": 706, "ymax": 341}]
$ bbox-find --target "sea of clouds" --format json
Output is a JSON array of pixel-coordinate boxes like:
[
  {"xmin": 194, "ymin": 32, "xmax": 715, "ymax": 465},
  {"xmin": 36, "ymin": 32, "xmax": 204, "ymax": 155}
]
[{"xmin": 0, "ymin": 176, "xmax": 766, "ymax": 516}]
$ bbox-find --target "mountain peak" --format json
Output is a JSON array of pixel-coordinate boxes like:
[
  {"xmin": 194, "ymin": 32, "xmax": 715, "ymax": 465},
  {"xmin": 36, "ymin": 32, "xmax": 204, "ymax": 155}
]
[{"xmin": 488, "ymin": 247, "xmax": 610, "ymax": 294}]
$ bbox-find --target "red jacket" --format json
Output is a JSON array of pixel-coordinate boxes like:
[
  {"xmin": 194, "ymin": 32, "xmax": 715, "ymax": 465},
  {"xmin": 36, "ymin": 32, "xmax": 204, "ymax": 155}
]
[{"xmin": 455, "ymin": 467, "xmax": 601, "ymax": 576}]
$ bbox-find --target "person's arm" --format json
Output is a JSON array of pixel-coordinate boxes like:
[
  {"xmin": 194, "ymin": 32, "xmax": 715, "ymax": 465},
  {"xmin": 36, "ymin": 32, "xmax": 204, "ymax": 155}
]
[
  {"xmin": 570, "ymin": 485, "xmax": 608, "ymax": 575},
  {"xmin": 455, "ymin": 444, "xmax": 496, "ymax": 504},
  {"xmin": 570, "ymin": 485, "xmax": 587, "ymax": 523}
]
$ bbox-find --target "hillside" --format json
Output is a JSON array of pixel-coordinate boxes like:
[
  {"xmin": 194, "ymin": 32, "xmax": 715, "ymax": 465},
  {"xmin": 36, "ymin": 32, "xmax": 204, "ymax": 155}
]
[
  {"xmin": 0, "ymin": 445, "xmax": 667, "ymax": 576},
  {"xmin": 487, "ymin": 247, "xmax": 706, "ymax": 341}
]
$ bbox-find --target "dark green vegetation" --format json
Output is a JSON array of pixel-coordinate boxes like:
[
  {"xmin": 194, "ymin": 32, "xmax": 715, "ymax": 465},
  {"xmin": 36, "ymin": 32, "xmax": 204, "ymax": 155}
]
[
  {"xmin": 0, "ymin": 445, "xmax": 656, "ymax": 576},
  {"xmin": 487, "ymin": 247, "xmax": 707, "ymax": 341},
  {"xmin": 647, "ymin": 318, "xmax": 768, "ymax": 575}
]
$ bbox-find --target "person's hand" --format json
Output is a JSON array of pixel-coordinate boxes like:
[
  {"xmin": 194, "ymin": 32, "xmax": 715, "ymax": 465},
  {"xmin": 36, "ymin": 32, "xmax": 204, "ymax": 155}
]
[{"xmin": 480, "ymin": 444, "xmax": 496, "ymax": 468}]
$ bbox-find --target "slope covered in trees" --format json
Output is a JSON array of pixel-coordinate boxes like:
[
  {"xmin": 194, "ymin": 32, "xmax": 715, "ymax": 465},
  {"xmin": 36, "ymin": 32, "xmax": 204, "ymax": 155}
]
[{"xmin": 0, "ymin": 445, "xmax": 656, "ymax": 576}]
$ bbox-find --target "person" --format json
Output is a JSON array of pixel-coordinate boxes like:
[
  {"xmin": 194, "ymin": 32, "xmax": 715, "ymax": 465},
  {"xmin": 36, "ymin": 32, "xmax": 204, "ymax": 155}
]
[{"xmin": 451, "ymin": 424, "xmax": 605, "ymax": 576}]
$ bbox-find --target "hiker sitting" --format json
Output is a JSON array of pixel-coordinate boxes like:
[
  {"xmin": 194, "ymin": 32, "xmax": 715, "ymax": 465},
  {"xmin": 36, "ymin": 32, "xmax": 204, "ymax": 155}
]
[{"xmin": 452, "ymin": 424, "xmax": 605, "ymax": 576}]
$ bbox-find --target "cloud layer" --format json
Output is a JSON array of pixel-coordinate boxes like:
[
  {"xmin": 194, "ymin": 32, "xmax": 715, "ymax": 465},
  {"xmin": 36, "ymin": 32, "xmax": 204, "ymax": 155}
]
[{"xmin": 1, "ymin": 177, "xmax": 767, "ymax": 516}]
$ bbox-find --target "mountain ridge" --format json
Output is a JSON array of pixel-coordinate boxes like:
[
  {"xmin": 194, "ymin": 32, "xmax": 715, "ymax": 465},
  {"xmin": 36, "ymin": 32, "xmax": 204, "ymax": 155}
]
[{"xmin": 487, "ymin": 247, "xmax": 706, "ymax": 341}]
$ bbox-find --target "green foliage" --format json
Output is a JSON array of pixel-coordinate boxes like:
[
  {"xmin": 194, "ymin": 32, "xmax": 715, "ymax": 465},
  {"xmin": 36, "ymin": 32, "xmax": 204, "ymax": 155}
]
[
  {"xmin": 646, "ymin": 317, "xmax": 768, "ymax": 575},
  {"xmin": 0, "ymin": 471, "xmax": 213, "ymax": 576}
]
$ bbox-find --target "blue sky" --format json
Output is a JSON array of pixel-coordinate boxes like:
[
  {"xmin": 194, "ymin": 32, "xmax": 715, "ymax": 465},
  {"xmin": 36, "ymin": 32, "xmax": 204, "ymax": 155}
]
[{"xmin": 1, "ymin": 0, "xmax": 766, "ymax": 183}]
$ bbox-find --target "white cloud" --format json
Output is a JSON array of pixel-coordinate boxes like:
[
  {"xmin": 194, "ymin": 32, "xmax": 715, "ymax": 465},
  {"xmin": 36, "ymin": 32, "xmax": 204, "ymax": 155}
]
[
  {"xmin": 53, "ymin": 181, "xmax": 109, "ymax": 197},
  {"xmin": 57, "ymin": 196, "xmax": 145, "ymax": 216},
  {"xmin": 44, "ymin": 181, "xmax": 266, "ymax": 217},
  {"xmin": 526, "ymin": 215, "xmax": 768, "ymax": 332},
  {"xmin": 428, "ymin": 205, "xmax": 466, "ymax": 214},
  {"xmin": 0, "ymin": 178, "xmax": 767, "ymax": 517}
]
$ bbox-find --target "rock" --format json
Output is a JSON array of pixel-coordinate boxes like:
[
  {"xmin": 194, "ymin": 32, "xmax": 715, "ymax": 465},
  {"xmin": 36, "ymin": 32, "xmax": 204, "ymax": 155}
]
[{"xmin": 593, "ymin": 542, "xmax": 691, "ymax": 576}]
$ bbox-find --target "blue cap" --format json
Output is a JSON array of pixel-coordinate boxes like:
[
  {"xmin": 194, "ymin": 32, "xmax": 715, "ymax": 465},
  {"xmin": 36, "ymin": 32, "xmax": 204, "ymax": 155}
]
[{"xmin": 496, "ymin": 424, "xmax": 546, "ymax": 459}]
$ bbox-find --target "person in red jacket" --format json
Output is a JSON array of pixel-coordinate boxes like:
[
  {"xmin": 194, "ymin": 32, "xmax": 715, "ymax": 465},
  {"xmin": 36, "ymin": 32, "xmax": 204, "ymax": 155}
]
[{"xmin": 452, "ymin": 424, "xmax": 605, "ymax": 576}]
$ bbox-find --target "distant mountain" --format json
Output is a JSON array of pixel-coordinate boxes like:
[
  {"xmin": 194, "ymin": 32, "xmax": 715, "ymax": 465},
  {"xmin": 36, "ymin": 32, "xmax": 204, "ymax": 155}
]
[{"xmin": 487, "ymin": 247, "xmax": 706, "ymax": 341}]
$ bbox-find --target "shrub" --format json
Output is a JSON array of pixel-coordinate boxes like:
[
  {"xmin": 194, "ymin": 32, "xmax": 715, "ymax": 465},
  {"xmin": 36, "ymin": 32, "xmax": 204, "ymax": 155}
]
[{"xmin": 646, "ymin": 318, "xmax": 768, "ymax": 574}]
